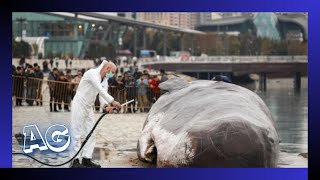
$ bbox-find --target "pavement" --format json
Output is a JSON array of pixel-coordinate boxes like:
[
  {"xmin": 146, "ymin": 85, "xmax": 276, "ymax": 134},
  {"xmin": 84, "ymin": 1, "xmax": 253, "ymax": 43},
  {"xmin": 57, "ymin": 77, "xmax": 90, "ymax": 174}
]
[{"xmin": 12, "ymin": 106, "xmax": 307, "ymax": 168}]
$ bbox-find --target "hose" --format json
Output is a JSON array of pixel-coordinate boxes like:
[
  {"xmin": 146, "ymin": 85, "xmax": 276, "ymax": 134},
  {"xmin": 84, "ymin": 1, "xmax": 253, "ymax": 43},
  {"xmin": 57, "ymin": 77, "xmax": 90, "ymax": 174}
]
[{"xmin": 12, "ymin": 111, "xmax": 110, "ymax": 167}]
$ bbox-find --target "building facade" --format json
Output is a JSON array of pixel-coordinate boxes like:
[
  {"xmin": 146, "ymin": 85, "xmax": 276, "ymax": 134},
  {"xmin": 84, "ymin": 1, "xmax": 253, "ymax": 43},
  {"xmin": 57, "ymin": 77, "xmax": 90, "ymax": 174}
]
[
  {"xmin": 196, "ymin": 12, "xmax": 307, "ymax": 41},
  {"xmin": 137, "ymin": 12, "xmax": 199, "ymax": 29}
]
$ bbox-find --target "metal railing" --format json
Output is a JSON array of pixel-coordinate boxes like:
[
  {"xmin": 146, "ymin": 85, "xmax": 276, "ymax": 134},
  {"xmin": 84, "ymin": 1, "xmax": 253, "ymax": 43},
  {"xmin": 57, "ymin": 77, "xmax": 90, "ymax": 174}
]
[
  {"xmin": 139, "ymin": 55, "xmax": 308, "ymax": 64},
  {"xmin": 12, "ymin": 75, "xmax": 161, "ymax": 113}
]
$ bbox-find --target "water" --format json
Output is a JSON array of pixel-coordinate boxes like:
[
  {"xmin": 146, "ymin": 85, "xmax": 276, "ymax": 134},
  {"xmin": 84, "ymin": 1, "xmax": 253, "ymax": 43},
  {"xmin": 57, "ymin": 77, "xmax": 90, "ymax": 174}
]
[{"xmin": 242, "ymin": 77, "xmax": 308, "ymax": 154}]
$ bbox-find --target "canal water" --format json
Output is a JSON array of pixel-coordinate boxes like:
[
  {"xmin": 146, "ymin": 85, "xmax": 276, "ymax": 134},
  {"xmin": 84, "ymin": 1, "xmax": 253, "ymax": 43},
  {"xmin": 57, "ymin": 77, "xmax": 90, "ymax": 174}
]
[{"xmin": 241, "ymin": 77, "xmax": 308, "ymax": 154}]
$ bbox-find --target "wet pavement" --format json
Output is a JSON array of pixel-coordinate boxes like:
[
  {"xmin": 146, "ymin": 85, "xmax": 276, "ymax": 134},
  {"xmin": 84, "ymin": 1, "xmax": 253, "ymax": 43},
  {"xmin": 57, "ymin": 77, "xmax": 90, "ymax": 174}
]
[
  {"xmin": 12, "ymin": 77, "xmax": 308, "ymax": 168},
  {"xmin": 12, "ymin": 106, "xmax": 152, "ymax": 168},
  {"xmin": 12, "ymin": 104, "xmax": 307, "ymax": 168}
]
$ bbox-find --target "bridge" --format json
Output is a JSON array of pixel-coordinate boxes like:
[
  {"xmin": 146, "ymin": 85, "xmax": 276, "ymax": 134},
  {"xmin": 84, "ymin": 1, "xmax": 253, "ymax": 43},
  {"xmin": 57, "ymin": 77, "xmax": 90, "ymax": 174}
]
[{"xmin": 140, "ymin": 55, "xmax": 307, "ymax": 91}]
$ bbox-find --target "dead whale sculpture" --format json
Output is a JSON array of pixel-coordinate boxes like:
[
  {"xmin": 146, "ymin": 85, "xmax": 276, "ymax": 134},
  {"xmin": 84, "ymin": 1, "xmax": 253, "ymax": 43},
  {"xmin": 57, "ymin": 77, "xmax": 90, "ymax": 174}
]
[{"xmin": 137, "ymin": 77, "xmax": 279, "ymax": 167}]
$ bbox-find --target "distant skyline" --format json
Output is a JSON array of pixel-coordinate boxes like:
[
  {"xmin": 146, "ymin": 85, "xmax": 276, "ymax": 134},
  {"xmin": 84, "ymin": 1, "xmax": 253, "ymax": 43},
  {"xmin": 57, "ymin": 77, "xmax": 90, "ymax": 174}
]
[{"xmin": 103, "ymin": 12, "xmax": 306, "ymax": 30}]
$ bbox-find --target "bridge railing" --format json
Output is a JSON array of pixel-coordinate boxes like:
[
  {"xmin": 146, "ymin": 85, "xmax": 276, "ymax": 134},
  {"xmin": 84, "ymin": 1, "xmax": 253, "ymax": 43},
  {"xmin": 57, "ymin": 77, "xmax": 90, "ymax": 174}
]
[{"xmin": 141, "ymin": 55, "xmax": 307, "ymax": 64}]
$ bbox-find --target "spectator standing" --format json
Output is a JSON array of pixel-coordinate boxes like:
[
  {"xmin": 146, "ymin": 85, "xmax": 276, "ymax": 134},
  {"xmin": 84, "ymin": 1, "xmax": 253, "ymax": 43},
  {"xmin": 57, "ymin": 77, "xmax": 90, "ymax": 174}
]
[
  {"xmin": 65, "ymin": 69, "xmax": 73, "ymax": 105},
  {"xmin": 71, "ymin": 70, "xmax": 82, "ymax": 99},
  {"xmin": 108, "ymin": 75, "xmax": 118, "ymax": 101},
  {"xmin": 34, "ymin": 63, "xmax": 44, "ymax": 106},
  {"xmin": 49, "ymin": 59, "xmax": 54, "ymax": 68},
  {"xmin": 65, "ymin": 58, "xmax": 69, "ymax": 69},
  {"xmin": 136, "ymin": 74, "xmax": 149, "ymax": 113},
  {"xmin": 25, "ymin": 65, "xmax": 36, "ymax": 106},
  {"xmin": 55, "ymin": 58, "xmax": 59, "ymax": 68},
  {"xmin": 144, "ymin": 72, "xmax": 152, "ymax": 112},
  {"xmin": 42, "ymin": 60, "xmax": 49, "ymax": 73},
  {"xmin": 12, "ymin": 65, "xmax": 16, "ymax": 75},
  {"xmin": 160, "ymin": 69, "xmax": 168, "ymax": 95},
  {"xmin": 150, "ymin": 75, "xmax": 161, "ymax": 103},
  {"xmin": 122, "ymin": 72, "xmax": 130, "ymax": 86},
  {"xmin": 133, "ymin": 68, "xmax": 140, "ymax": 80},
  {"xmin": 116, "ymin": 75, "xmax": 125, "ymax": 103},
  {"xmin": 13, "ymin": 66, "xmax": 25, "ymax": 106},
  {"xmin": 69, "ymin": 58, "xmax": 72, "ymax": 69},
  {"xmin": 48, "ymin": 68, "xmax": 59, "ymax": 112},
  {"xmin": 55, "ymin": 72, "xmax": 70, "ymax": 112},
  {"xmin": 160, "ymin": 69, "xmax": 168, "ymax": 83},
  {"xmin": 19, "ymin": 56, "xmax": 26, "ymax": 67},
  {"xmin": 126, "ymin": 79, "xmax": 137, "ymax": 113}
]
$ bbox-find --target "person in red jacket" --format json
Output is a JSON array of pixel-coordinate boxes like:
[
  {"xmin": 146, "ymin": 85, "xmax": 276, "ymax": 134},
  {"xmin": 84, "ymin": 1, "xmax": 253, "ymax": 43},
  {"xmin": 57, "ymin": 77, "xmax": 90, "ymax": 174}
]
[{"xmin": 149, "ymin": 75, "xmax": 161, "ymax": 103}]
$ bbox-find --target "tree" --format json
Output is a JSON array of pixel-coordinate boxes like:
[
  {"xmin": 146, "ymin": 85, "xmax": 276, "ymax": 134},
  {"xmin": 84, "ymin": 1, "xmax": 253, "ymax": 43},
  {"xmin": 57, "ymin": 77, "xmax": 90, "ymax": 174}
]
[
  {"xmin": 12, "ymin": 40, "xmax": 32, "ymax": 58},
  {"xmin": 272, "ymin": 40, "xmax": 288, "ymax": 55},
  {"xmin": 228, "ymin": 36, "xmax": 241, "ymax": 55},
  {"xmin": 237, "ymin": 31, "xmax": 261, "ymax": 55},
  {"xmin": 196, "ymin": 33, "xmax": 216, "ymax": 55},
  {"xmin": 260, "ymin": 38, "xmax": 273, "ymax": 55},
  {"xmin": 287, "ymin": 41, "xmax": 307, "ymax": 55}
]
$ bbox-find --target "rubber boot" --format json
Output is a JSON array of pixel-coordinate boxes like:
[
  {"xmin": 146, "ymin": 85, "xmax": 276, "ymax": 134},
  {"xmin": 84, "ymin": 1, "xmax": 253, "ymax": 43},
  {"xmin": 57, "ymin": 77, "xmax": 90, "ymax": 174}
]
[
  {"xmin": 82, "ymin": 158, "xmax": 101, "ymax": 168},
  {"xmin": 70, "ymin": 159, "xmax": 86, "ymax": 168}
]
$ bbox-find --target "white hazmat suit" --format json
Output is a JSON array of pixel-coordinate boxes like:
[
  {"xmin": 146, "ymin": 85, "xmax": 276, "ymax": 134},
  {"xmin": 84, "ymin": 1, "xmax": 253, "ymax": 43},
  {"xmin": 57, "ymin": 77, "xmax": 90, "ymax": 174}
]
[
  {"xmin": 69, "ymin": 61, "xmax": 114, "ymax": 159},
  {"xmin": 99, "ymin": 78, "xmax": 109, "ymax": 109}
]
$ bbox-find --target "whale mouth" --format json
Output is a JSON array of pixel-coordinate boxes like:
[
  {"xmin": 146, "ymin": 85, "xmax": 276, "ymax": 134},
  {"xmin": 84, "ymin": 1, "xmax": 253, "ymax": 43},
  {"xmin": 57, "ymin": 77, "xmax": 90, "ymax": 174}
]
[
  {"xmin": 145, "ymin": 144, "xmax": 157, "ymax": 163},
  {"xmin": 137, "ymin": 139, "xmax": 157, "ymax": 164}
]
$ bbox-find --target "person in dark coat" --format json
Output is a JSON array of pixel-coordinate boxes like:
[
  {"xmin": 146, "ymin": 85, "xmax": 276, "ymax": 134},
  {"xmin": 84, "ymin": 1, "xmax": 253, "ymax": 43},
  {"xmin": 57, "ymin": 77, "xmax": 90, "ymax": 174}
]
[
  {"xmin": 65, "ymin": 58, "xmax": 69, "ymax": 69},
  {"xmin": 25, "ymin": 65, "xmax": 36, "ymax": 106},
  {"xmin": 42, "ymin": 60, "xmax": 49, "ymax": 73},
  {"xmin": 54, "ymin": 72, "xmax": 70, "ymax": 112},
  {"xmin": 13, "ymin": 66, "xmax": 25, "ymax": 106},
  {"xmin": 160, "ymin": 69, "xmax": 168, "ymax": 95},
  {"xmin": 55, "ymin": 58, "xmax": 59, "ymax": 68},
  {"xmin": 49, "ymin": 59, "xmax": 54, "ymax": 68},
  {"xmin": 12, "ymin": 65, "xmax": 16, "ymax": 75},
  {"xmin": 126, "ymin": 79, "xmax": 137, "ymax": 113},
  {"xmin": 108, "ymin": 75, "xmax": 119, "ymax": 102},
  {"xmin": 34, "ymin": 63, "xmax": 44, "ymax": 106},
  {"xmin": 19, "ymin": 56, "xmax": 26, "ymax": 67},
  {"xmin": 48, "ymin": 68, "xmax": 59, "ymax": 112},
  {"xmin": 116, "ymin": 75, "xmax": 125, "ymax": 103}
]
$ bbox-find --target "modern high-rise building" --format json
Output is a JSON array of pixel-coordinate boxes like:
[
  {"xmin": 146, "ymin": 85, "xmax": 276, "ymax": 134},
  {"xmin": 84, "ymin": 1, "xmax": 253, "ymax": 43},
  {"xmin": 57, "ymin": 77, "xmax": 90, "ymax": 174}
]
[
  {"xmin": 190, "ymin": 13, "xmax": 200, "ymax": 29},
  {"xmin": 137, "ymin": 13, "xmax": 166, "ymax": 25},
  {"xmin": 137, "ymin": 12, "xmax": 199, "ymax": 29},
  {"xmin": 196, "ymin": 12, "xmax": 308, "ymax": 41}
]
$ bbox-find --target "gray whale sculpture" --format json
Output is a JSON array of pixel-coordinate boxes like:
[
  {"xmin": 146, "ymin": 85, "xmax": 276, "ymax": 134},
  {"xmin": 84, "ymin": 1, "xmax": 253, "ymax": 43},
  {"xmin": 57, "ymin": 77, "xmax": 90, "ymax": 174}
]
[{"xmin": 137, "ymin": 77, "xmax": 279, "ymax": 167}]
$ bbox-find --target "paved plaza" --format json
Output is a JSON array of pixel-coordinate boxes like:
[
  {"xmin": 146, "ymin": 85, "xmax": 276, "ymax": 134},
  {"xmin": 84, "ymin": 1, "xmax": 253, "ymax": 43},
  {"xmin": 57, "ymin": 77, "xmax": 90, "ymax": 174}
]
[{"xmin": 12, "ymin": 106, "xmax": 307, "ymax": 168}]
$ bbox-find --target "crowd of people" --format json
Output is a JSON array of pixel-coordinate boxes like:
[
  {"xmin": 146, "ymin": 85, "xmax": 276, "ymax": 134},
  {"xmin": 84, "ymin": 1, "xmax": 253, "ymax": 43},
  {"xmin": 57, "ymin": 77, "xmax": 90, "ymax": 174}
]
[
  {"xmin": 104, "ymin": 68, "xmax": 168, "ymax": 113},
  {"xmin": 47, "ymin": 68, "xmax": 83, "ymax": 112},
  {"xmin": 13, "ymin": 63, "xmax": 44, "ymax": 106},
  {"xmin": 12, "ymin": 60, "xmax": 169, "ymax": 113}
]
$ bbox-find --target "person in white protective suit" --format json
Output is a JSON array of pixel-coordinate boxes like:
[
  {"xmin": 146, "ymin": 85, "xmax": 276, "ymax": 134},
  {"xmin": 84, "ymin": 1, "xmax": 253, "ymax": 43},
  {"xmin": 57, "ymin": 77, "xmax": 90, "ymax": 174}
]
[{"xmin": 69, "ymin": 60, "xmax": 121, "ymax": 168}]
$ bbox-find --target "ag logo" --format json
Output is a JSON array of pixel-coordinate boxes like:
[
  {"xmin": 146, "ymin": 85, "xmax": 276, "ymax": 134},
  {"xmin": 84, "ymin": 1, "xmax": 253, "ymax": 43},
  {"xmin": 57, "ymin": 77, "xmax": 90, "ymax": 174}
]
[{"xmin": 23, "ymin": 124, "xmax": 71, "ymax": 154}]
